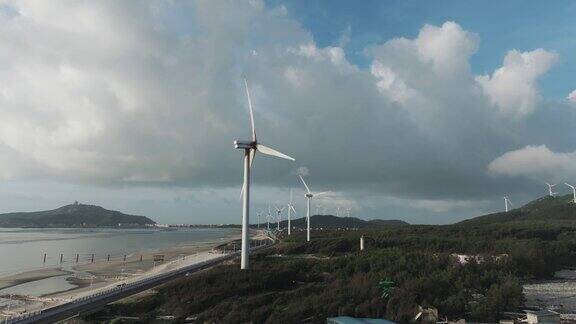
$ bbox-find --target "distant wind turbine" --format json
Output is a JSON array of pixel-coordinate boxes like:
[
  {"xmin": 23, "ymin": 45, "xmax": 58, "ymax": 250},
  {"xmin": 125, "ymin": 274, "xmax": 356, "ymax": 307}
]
[
  {"xmin": 274, "ymin": 205, "xmax": 285, "ymax": 231},
  {"xmin": 546, "ymin": 182, "xmax": 557, "ymax": 197},
  {"xmin": 299, "ymin": 175, "xmax": 328, "ymax": 242},
  {"xmin": 235, "ymin": 79, "xmax": 295, "ymax": 269},
  {"xmin": 287, "ymin": 189, "xmax": 296, "ymax": 235},
  {"xmin": 256, "ymin": 212, "xmax": 261, "ymax": 230},
  {"xmin": 267, "ymin": 204, "xmax": 272, "ymax": 231},
  {"xmin": 504, "ymin": 196, "xmax": 512, "ymax": 213},
  {"xmin": 566, "ymin": 183, "xmax": 576, "ymax": 203}
]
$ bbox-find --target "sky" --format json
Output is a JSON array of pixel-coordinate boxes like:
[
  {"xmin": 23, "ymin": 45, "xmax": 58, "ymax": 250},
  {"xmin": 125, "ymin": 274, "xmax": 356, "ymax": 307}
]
[{"xmin": 1, "ymin": 0, "xmax": 576, "ymax": 224}]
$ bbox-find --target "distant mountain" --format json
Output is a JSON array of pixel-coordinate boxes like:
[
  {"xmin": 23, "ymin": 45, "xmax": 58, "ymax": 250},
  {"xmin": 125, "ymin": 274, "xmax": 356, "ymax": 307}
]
[
  {"xmin": 0, "ymin": 202, "xmax": 155, "ymax": 228},
  {"xmin": 457, "ymin": 194, "xmax": 576, "ymax": 226},
  {"xmin": 256, "ymin": 214, "xmax": 408, "ymax": 229}
]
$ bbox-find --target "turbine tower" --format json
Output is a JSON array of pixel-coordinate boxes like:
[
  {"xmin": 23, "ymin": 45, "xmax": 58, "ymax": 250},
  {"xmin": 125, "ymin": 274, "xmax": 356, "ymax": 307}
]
[
  {"xmin": 257, "ymin": 212, "xmax": 261, "ymax": 230},
  {"xmin": 275, "ymin": 205, "xmax": 285, "ymax": 231},
  {"xmin": 504, "ymin": 196, "xmax": 512, "ymax": 213},
  {"xmin": 287, "ymin": 189, "xmax": 296, "ymax": 235},
  {"xmin": 299, "ymin": 175, "xmax": 327, "ymax": 242},
  {"xmin": 546, "ymin": 182, "xmax": 557, "ymax": 197},
  {"xmin": 234, "ymin": 79, "xmax": 295, "ymax": 270},
  {"xmin": 566, "ymin": 183, "xmax": 576, "ymax": 203},
  {"xmin": 267, "ymin": 204, "xmax": 272, "ymax": 231}
]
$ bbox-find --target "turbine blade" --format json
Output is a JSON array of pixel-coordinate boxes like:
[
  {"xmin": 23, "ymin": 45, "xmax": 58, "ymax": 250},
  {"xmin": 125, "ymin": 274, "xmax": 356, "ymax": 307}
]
[
  {"xmin": 299, "ymin": 175, "xmax": 311, "ymax": 193},
  {"xmin": 249, "ymin": 149, "xmax": 256, "ymax": 169},
  {"xmin": 315, "ymin": 191, "xmax": 329, "ymax": 197},
  {"xmin": 256, "ymin": 144, "xmax": 295, "ymax": 161},
  {"xmin": 290, "ymin": 205, "xmax": 296, "ymax": 214},
  {"xmin": 244, "ymin": 78, "xmax": 257, "ymax": 142},
  {"xmin": 566, "ymin": 183, "xmax": 575, "ymax": 189}
]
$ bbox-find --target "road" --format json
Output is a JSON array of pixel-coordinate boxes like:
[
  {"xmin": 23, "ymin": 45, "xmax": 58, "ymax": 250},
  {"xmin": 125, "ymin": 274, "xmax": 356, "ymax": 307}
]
[{"xmin": 3, "ymin": 235, "xmax": 274, "ymax": 324}]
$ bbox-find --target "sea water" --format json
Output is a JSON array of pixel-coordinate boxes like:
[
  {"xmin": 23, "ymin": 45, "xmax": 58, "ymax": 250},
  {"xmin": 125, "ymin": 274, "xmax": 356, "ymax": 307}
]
[{"xmin": 0, "ymin": 227, "xmax": 239, "ymax": 292}]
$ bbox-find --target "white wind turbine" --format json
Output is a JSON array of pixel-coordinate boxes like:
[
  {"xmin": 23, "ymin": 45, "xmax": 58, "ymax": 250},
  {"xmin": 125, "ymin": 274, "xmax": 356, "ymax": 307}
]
[
  {"xmin": 299, "ymin": 175, "xmax": 328, "ymax": 242},
  {"xmin": 256, "ymin": 212, "xmax": 261, "ymax": 230},
  {"xmin": 504, "ymin": 196, "xmax": 512, "ymax": 213},
  {"xmin": 274, "ymin": 205, "xmax": 285, "ymax": 231},
  {"xmin": 234, "ymin": 79, "xmax": 295, "ymax": 270},
  {"xmin": 566, "ymin": 183, "xmax": 576, "ymax": 203},
  {"xmin": 266, "ymin": 204, "xmax": 272, "ymax": 231},
  {"xmin": 546, "ymin": 182, "xmax": 557, "ymax": 197},
  {"xmin": 287, "ymin": 189, "xmax": 296, "ymax": 235}
]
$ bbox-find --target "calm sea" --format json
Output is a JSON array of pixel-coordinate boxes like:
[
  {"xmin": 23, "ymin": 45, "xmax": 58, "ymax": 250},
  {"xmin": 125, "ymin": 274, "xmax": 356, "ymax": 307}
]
[{"xmin": 0, "ymin": 227, "xmax": 239, "ymax": 277}]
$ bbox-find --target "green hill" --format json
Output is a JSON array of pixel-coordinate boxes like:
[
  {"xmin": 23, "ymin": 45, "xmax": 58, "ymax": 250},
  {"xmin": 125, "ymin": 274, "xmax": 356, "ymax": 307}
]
[
  {"xmin": 257, "ymin": 214, "xmax": 408, "ymax": 229},
  {"xmin": 457, "ymin": 194, "xmax": 576, "ymax": 226},
  {"xmin": 0, "ymin": 202, "xmax": 155, "ymax": 228}
]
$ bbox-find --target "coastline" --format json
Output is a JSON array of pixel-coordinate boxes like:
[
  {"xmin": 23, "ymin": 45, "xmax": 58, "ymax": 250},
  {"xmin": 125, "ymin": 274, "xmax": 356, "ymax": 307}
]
[
  {"xmin": 0, "ymin": 268, "xmax": 71, "ymax": 291},
  {"xmin": 0, "ymin": 228, "xmax": 242, "ymax": 300}
]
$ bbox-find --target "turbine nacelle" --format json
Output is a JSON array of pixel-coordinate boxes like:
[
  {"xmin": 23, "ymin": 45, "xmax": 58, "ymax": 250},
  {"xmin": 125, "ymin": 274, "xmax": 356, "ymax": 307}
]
[
  {"xmin": 234, "ymin": 140, "xmax": 256, "ymax": 150},
  {"xmin": 305, "ymin": 193, "xmax": 313, "ymax": 198}
]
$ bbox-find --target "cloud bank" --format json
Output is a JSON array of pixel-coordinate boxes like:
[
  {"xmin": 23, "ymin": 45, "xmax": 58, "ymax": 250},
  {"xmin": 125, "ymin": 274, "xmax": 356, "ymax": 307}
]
[{"xmin": 0, "ymin": 0, "xmax": 574, "ymax": 222}]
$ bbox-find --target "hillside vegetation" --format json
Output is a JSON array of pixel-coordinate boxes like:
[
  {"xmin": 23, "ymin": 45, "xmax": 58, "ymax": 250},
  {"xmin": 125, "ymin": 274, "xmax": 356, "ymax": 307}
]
[
  {"xmin": 258, "ymin": 214, "xmax": 408, "ymax": 229},
  {"xmin": 457, "ymin": 194, "xmax": 576, "ymax": 226},
  {"xmin": 0, "ymin": 203, "xmax": 155, "ymax": 227}
]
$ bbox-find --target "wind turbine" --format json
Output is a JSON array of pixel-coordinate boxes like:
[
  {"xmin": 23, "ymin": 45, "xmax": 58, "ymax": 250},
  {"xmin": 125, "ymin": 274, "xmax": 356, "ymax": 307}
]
[
  {"xmin": 566, "ymin": 183, "xmax": 576, "ymax": 203},
  {"xmin": 274, "ymin": 205, "xmax": 285, "ymax": 231},
  {"xmin": 267, "ymin": 204, "xmax": 272, "ymax": 231},
  {"xmin": 256, "ymin": 212, "xmax": 261, "ymax": 230},
  {"xmin": 546, "ymin": 182, "xmax": 557, "ymax": 197},
  {"xmin": 287, "ymin": 189, "xmax": 296, "ymax": 235},
  {"xmin": 234, "ymin": 79, "xmax": 295, "ymax": 270},
  {"xmin": 336, "ymin": 206, "xmax": 340, "ymax": 217},
  {"xmin": 504, "ymin": 196, "xmax": 512, "ymax": 213},
  {"xmin": 299, "ymin": 175, "xmax": 327, "ymax": 242}
]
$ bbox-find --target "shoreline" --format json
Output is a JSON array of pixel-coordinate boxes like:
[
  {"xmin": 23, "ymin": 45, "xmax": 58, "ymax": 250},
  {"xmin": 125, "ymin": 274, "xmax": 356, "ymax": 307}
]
[
  {"xmin": 0, "ymin": 268, "xmax": 72, "ymax": 291},
  {"xmin": 0, "ymin": 229, "xmax": 242, "ymax": 300}
]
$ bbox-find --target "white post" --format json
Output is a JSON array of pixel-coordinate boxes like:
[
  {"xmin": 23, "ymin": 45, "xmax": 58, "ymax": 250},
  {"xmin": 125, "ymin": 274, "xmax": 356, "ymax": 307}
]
[
  {"xmin": 307, "ymin": 197, "xmax": 311, "ymax": 242},
  {"xmin": 288, "ymin": 206, "xmax": 291, "ymax": 235},
  {"xmin": 241, "ymin": 149, "xmax": 250, "ymax": 270},
  {"xmin": 360, "ymin": 235, "xmax": 365, "ymax": 251}
]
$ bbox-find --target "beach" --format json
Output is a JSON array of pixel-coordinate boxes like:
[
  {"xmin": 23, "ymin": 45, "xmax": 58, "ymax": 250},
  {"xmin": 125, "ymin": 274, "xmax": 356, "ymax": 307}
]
[{"xmin": 0, "ymin": 227, "xmax": 242, "ymax": 315}]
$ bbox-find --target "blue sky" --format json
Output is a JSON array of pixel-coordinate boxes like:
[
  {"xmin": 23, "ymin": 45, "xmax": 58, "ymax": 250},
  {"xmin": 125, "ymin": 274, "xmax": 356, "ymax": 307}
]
[{"xmin": 269, "ymin": 0, "xmax": 576, "ymax": 100}]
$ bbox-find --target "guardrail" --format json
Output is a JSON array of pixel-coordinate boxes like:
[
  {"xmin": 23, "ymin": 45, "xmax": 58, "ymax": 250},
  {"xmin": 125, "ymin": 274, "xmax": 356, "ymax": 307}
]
[{"xmin": 5, "ymin": 239, "xmax": 273, "ymax": 324}]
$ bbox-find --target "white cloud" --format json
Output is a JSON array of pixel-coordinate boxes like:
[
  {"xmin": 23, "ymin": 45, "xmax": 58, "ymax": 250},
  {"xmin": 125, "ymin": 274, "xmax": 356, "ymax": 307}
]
[
  {"xmin": 0, "ymin": 1, "xmax": 569, "ymax": 223},
  {"xmin": 488, "ymin": 145, "xmax": 576, "ymax": 182},
  {"xmin": 567, "ymin": 89, "xmax": 576, "ymax": 103},
  {"xmin": 415, "ymin": 21, "xmax": 479, "ymax": 77},
  {"xmin": 476, "ymin": 49, "xmax": 559, "ymax": 117}
]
